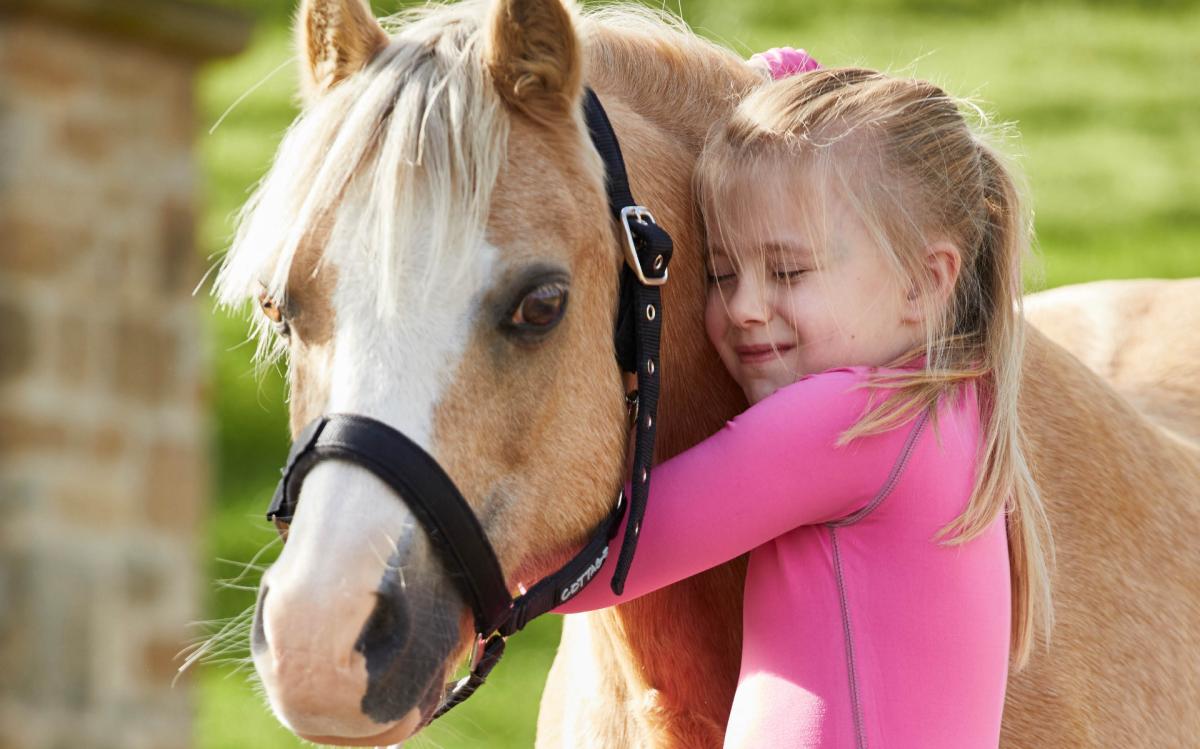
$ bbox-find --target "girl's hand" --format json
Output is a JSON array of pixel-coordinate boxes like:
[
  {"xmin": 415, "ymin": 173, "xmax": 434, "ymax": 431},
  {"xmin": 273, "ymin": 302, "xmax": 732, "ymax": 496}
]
[{"xmin": 748, "ymin": 47, "xmax": 822, "ymax": 80}]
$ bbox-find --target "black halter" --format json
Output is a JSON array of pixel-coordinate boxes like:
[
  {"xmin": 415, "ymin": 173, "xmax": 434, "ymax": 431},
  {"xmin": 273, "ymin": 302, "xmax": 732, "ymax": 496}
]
[{"xmin": 264, "ymin": 88, "xmax": 672, "ymax": 719}]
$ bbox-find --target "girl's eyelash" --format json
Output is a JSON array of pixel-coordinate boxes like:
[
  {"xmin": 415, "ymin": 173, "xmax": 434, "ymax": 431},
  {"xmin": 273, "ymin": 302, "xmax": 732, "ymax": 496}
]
[{"xmin": 706, "ymin": 270, "xmax": 807, "ymax": 284}]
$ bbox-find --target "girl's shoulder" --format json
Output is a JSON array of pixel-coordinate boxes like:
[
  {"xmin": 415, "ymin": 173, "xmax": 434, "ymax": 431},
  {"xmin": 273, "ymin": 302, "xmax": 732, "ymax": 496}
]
[
  {"xmin": 740, "ymin": 366, "xmax": 886, "ymax": 429},
  {"xmin": 756, "ymin": 364, "xmax": 979, "ymax": 435}
]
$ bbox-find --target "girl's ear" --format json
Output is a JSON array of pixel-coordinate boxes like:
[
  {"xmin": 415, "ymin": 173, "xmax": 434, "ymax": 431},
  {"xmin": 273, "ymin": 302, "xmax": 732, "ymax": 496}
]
[{"xmin": 903, "ymin": 240, "xmax": 962, "ymax": 323}]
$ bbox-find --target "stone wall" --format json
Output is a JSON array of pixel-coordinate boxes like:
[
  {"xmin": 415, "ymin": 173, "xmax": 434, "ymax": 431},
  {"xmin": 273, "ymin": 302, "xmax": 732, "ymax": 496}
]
[{"xmin": 0, "ymin": 3, "xmax": 249, "ymax": 747}]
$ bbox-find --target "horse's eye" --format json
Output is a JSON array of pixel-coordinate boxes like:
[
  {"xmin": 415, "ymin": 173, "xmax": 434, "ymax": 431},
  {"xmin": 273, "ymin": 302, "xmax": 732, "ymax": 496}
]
[
  {"xmin": 258, "ymin": 291, "xmax": 290, "ymax": 338},
  {"xmin": 510, "ymin": 283, "xmax": 568, "ymax": 332}
]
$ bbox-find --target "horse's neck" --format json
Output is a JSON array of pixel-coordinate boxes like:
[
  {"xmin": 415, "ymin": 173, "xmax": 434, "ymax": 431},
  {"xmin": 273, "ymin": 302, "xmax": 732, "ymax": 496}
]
[
  {"xmin": 578, "ymin": 27, "xmax": 760, "ymax": 745},
  {"xmin": 582, "ymin": 22, "xmax": 759, "ymax": 150}
]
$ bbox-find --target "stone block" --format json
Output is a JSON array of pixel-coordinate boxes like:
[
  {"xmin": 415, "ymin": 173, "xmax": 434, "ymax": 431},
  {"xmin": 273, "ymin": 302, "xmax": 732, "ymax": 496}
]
[
  {"xmin": 160, "ymin": 198, "xmax": 197, "ymax": 295},
  {"xmin": 0, "ymin": 549, "xmax": 33, "ymax": 699},
  {"xmin": 114, "ymin": 317, "xmax": 176, "ymax": 404},
  {"xmin": 123, "ymin": 550, "xmax": 166, "ymax": 608},
  {"xmin": 0, "ymin": 475, "xmax": 37, "ymax": 516},
  {"xmin": 55, "ymin": 312, "xmax": 94, "ymax": 388},
  {"xmin": 143, "ymin": 440, "xmax": 204, "ymax": 536},
  {"xmin": 30, "ymin": 552, "xmax": 96, "ymax": 710},
  {"xmin": 0, "ymin": 411, "xmax": 71, "ymax": 456},
  {"xmin": 0, "ymin": 548, "xmax": 93, "ymax": 708},
  {"xmin": 0, "ymin": 298, "xmax": 33, "ymax": 383},
  {"xmin": 90, "ymin": 425, "xmax": 126, "ymax": 463},
  {"xmin": 0, "ymin": 22, "xmax": 87, "ymax": 95},
  {"xmin": 52, "ymin": 473, "xmax": 128, "ymax": 529},
  {"xmin": 58, "ymin": 116, "xmax": 116, "ymax": 164},
  {"xmin": 0, "ymin": 214, "xmax": 91, "ymax": 279}
]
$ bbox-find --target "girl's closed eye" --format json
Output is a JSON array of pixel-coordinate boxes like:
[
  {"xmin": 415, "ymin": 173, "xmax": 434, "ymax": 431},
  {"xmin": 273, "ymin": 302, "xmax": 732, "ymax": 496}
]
[{"xmin": 706, "ymin": 255, "xmax": 738, "ymax": 285}]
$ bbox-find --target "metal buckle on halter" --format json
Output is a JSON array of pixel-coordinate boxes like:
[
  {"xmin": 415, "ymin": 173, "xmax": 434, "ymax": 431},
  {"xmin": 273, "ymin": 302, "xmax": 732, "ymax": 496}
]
[{"xmin": 620, "ymin": 206, "xmax": 668, "ymax": 286}]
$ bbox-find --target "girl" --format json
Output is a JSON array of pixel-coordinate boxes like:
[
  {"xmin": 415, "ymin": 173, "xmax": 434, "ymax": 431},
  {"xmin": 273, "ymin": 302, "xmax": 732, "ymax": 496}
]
[{"xmin": 556, "ymin": 65, "xmax": 1054, "ymax": 748}]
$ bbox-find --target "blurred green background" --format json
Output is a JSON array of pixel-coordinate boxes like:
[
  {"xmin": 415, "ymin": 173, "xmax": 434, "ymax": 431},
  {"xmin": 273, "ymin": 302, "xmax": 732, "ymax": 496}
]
[{"xmin": 195, "ymin": 1, "xmax": 1199, "ymax": 747}]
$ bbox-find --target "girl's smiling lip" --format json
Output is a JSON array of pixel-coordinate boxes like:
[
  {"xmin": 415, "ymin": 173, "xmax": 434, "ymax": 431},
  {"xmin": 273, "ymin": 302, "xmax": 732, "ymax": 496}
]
[{"xmin": 735, "ymin": 343, "xmax": 795, "ymax": 363}]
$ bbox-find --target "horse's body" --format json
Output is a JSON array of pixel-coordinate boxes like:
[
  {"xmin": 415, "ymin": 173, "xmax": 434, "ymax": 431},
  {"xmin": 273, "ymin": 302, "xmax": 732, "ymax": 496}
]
[
  {"xmin": 1026, "ymin": 278, "xmax": 1200, "ymax": 442},
  {"xmin": 216, "ymin": 1, "xmax": 1200, "ymax": 746}
]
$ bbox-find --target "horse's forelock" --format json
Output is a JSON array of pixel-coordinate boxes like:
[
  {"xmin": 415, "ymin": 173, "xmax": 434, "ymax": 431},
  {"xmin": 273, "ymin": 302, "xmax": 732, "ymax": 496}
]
[{"xmin": 215, "ymin": 1, "xmax": 508, "ymax": 358}]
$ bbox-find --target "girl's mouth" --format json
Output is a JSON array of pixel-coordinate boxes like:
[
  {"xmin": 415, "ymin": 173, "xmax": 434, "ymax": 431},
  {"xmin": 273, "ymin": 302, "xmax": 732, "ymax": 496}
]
[{"xmin": 735, "ymin": 344, "xmax": 794, "ymax": 364}]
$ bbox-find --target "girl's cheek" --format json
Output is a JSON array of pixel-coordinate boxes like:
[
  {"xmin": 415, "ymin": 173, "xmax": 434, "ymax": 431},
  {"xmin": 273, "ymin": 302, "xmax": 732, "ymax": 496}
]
[{"xmin": 703, "ymin": 291, "xmax": 727, "ymax": 348}]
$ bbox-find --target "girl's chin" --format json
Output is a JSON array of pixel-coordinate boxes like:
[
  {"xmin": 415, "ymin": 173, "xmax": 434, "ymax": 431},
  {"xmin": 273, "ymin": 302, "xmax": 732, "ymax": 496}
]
[{"xmin": 741, "ymin": 377, "xmax": 791, "ymax": 405}]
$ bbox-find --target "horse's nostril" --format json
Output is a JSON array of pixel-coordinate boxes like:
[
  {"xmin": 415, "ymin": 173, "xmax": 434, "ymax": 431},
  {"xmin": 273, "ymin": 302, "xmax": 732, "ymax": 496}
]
[
  {"xmin": 354, "ymin": 585, "xmax": 412, "ymax": 666},
  {"xmin": 252, "ymin": 583, "xmax": 269, "ymax": 655}
]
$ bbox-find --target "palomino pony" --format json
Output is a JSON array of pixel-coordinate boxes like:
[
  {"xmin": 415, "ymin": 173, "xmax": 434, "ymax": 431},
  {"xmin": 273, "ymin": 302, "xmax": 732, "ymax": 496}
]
[{"xmin": 215, "ymin": 0, "xmax": 1200, "ymax": 745}]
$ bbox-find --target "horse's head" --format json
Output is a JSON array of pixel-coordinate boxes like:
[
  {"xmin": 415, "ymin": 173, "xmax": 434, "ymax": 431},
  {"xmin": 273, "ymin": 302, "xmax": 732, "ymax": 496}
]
[{"xmin": 216, "ymin": 0, "xmax": 632, "ymax": 743}]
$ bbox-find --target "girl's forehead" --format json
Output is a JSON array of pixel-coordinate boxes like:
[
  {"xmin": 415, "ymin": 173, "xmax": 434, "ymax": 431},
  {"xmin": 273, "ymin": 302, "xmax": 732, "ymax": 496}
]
[{"xmin": 704, "ymin": 166, "xmax": 850, "ymax": 254}]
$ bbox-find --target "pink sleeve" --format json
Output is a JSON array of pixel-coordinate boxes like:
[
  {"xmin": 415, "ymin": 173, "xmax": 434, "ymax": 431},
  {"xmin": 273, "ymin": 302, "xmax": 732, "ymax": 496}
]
[{"xmin": 555, "ymin": 368, "xmax": 913, "ymax": 613}]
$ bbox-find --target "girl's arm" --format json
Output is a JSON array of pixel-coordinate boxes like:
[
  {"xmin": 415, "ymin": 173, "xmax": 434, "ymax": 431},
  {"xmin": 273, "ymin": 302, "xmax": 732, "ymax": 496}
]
[{"xmin": 554, "ymin": 366, "xmax": 920, "ymax": 613}]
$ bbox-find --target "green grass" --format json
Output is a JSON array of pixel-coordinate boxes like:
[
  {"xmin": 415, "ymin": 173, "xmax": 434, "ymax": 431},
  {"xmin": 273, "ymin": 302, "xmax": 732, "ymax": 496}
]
[{"xmin": 196, "ymin": 2, "xmax": 1200, "ymax": 747}]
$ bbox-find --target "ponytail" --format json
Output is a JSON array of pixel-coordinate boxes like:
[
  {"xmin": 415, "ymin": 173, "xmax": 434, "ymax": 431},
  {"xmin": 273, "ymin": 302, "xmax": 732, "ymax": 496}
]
[{"xmin": 947, "ymin": 145, "xmax": 1054, "ymax": 669}]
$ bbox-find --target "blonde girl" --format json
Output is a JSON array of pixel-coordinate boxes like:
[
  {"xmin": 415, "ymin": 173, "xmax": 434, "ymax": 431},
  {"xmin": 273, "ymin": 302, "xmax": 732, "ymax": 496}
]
[{"xmin": 557, "ymin": 65, "xmax": 1053, "ymax": 749}]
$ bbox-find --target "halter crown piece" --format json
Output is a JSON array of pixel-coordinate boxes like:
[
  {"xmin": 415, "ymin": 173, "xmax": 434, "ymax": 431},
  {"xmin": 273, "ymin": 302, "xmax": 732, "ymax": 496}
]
[{"xmin": 264, "ymin": 88, "xmax": 672, "ymax": 720}]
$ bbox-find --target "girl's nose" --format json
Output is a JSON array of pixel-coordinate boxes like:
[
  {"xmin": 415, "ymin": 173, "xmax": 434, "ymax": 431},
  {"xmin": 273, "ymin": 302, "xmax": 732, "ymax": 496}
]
[{"xmin": 726, "ymin": 273, "xmax": 770, "ymax": 328}]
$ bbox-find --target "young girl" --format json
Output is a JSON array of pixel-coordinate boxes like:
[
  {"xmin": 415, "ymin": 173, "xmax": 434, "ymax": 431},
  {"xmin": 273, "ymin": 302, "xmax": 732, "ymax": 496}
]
[{"xmin": 556, "ymin": 64, "xmax": 1053, "ymax": 748}]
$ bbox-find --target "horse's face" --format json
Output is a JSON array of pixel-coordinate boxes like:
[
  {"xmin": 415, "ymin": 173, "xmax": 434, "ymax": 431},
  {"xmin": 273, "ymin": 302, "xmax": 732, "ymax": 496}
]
[{"xmin": 217, "ymin": 0, "xmax": 626, "ymax": 744}]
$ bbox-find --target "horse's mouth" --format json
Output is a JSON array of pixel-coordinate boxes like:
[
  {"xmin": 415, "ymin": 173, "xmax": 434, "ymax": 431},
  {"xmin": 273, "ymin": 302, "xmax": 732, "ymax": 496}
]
[
  {"xmin": 294, "ymin": 680, "xmax": 441, "ymax": 747},
  {"xmin": 295, "ymin": 708, "xmax": 421, "ymax": 747}
]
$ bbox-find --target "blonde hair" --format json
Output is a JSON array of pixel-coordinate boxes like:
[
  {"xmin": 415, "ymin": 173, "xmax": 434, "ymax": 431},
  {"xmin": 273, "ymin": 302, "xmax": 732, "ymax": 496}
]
[{"xmin": 696, "ymin": 68, "xmax": 1053, "ymax": 668}]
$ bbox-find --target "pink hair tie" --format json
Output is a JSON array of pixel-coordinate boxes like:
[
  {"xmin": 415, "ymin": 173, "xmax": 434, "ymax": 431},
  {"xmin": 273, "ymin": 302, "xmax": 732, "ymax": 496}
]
[{"xmin": 750, "ymin": 47, "xmax": 822, "ymax": 80}]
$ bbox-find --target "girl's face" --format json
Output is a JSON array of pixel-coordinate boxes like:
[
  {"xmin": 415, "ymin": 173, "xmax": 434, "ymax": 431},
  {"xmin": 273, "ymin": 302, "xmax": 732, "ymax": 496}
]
[{"xmin": 704, "ymin": 171, "xmax": 922, "ymax": 404}]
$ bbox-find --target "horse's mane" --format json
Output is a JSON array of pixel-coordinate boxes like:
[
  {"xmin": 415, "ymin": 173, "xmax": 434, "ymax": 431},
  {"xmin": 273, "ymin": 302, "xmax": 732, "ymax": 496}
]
[
  {"xmin": 214, "ymin": 1, "xmax": 743, "ymax": 363},
  {"xmin": 579, "ymin": 6, "xmax": 751, "ymax": 145}
]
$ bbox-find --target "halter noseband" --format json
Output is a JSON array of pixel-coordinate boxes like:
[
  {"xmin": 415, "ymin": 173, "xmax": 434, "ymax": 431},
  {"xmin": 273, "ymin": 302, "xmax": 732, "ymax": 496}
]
[{"xmin": 264, "ymin": 88, "xmax": 672, "ymax": 720}]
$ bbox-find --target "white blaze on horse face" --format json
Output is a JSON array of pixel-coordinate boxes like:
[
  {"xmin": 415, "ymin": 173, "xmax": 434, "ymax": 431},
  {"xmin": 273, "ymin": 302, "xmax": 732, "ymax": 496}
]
[
  {"xmin": 275, "ymin": 236, "xmax": 499, "ymax": 576},
  {"xmin": 256, "ymin": 235, "xmax": 499, "ymax": 738}
]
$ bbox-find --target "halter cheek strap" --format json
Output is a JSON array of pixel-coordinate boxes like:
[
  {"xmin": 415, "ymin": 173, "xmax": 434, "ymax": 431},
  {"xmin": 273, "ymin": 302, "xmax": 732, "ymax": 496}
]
[{"xmin": 583, "ymin": 87, "xmax": 672, "ymax": 595}]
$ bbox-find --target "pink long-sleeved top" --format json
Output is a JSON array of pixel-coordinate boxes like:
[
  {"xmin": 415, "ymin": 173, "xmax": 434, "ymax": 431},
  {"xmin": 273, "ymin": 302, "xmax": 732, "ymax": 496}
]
[{"xmin": 556, "ymin": 366, "xmax": 1010, "ymax": 748}]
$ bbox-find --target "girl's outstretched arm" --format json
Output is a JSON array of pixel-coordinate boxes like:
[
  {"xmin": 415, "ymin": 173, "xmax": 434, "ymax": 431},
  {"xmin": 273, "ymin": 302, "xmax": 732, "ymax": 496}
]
[{"xmin": 554, "ymin": 366, "xmax": 928, "ymax": 612}]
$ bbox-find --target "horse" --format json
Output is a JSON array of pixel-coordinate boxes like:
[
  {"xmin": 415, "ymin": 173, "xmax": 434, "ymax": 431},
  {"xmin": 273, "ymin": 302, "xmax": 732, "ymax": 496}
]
[{"xmin": 213, "ymin": 0, "xmax": 1200, "ymax": 746}]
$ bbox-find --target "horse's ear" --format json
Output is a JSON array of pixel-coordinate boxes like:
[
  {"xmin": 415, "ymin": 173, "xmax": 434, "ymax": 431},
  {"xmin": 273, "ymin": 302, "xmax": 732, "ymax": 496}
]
[
  {"xmin": 295, "ymin": 0, "xmax": 389, "ymax": 103},
  {"xmin": 484, "ymin": 0, "xmax": 582, "ymax": 124}
]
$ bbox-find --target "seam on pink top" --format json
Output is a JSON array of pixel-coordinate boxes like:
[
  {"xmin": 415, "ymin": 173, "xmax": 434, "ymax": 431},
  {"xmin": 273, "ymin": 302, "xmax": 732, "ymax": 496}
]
[
  {"xmin": 829, "ymin": 526, "xmax": 866, "ymax": 749},
  {"xmin": 827, "ymin": 410, "xmax": 930, "ymax": 749},
  {"xmin": 826, "ymin": 409, "xmax": 930, "ymax": 528}
]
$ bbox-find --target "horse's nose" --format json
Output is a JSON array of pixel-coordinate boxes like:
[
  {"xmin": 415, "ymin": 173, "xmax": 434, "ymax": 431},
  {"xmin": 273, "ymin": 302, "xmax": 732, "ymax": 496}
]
[
  {"xmin": 252, "ymin": 567, "xmax": 392, "ymax": 739},
  {"xmin": 251, "ymin": 579, "xmax": 414, "ymax": 665},
  {"xmin": 248, "ymin": 462, "xmax": 468, "ymax": 743}
]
